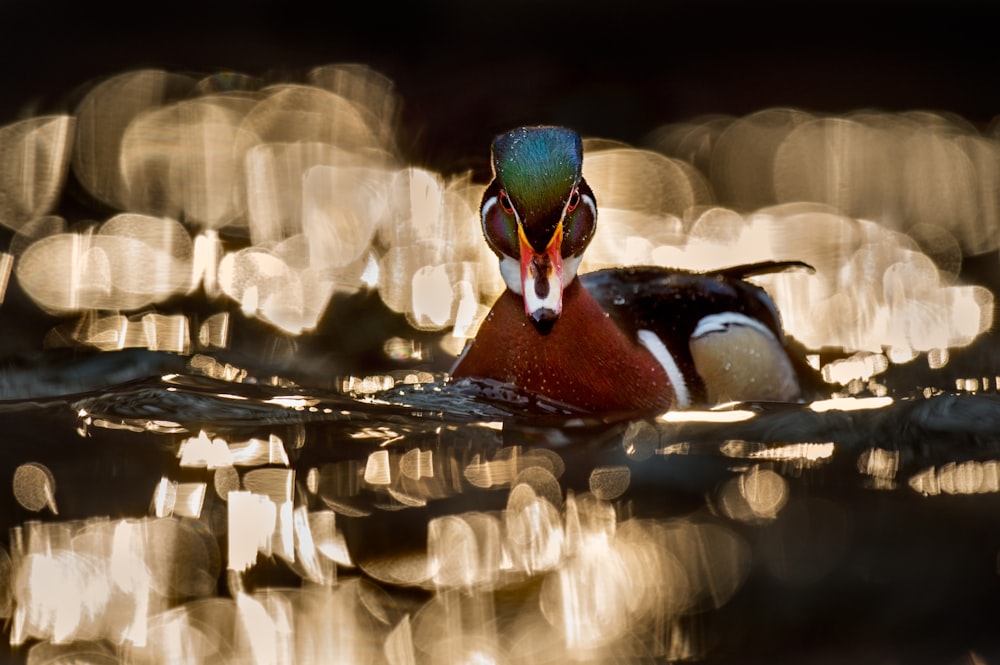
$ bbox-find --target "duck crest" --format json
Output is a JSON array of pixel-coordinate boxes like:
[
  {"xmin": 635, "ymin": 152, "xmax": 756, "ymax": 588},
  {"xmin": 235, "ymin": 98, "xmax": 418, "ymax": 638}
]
[{"xmin": 493, "ymin": 127, "xmax": 582, "ymax": 224}]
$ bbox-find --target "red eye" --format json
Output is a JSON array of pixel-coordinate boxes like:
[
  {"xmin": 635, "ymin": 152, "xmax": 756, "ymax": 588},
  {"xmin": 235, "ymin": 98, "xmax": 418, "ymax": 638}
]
[
  {"xmin": 566, "ymin": 187, "xmax": 580, "ymax": 212},
  {"xmin": 499, "ymin": 190, "xmax": 514, "ymax": 214}
]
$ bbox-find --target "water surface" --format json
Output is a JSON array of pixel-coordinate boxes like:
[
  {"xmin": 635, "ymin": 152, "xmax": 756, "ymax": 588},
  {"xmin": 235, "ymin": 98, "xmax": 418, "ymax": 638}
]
[{"xmin": 3, "ymin": 350, "xmax": 1000, "ymax": 664}]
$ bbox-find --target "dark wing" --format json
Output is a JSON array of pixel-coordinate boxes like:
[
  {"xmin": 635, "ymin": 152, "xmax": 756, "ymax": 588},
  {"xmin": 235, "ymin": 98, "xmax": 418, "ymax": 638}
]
[{"xmin": 580, "ymin": 262, "xmax": 821, "ymax": 402}]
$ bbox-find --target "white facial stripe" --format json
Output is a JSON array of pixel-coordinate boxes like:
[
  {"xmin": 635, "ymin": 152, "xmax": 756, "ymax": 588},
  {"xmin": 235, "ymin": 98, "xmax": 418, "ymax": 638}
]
[
  {"xmin": 482, "ymin": 191, "xmax": 523, "ymax": 246},
  {"xmin": 480, "ymin": 195, "xmax": 503, "ymax": 250},
  {"xmin": 692, "ymin": 312, "xmax": 777, "ymax": 342},
  {"xmin": 481, "ymin": 195, "xmax": 497, "ymax": 226},
  {"xmin": 637, "ymin": 329, "xmax": 690, "ymax": 408},
  {"xmin": 559, "ymin": 186, "xmax": 596, "ymax": 214},
  {"xmin": 560, "ymin": 189, "xmax": 575, "ymax": 217}
]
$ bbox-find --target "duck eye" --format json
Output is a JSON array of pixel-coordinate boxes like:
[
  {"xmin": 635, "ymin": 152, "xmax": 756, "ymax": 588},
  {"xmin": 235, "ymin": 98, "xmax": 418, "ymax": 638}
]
[
  {"xmin": 566, "ymin": 187, "xmax": 580, "ymax": 213},
  {"xmin": 499, "ymin": 190, "xmax": 514, "ymax": 215}
]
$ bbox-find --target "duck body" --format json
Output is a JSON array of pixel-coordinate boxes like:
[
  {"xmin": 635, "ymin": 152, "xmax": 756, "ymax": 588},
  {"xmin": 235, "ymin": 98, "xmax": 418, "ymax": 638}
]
[
  {"xmin": 450, "ymin": 125, "xmax": 813, "ymax": 414},
  {"xmin": 451, "ymin": 277, "xmax": 675, "ymax": 413},
  {"xmin": 579, "ymin": 262, "xmax": 811, "ymax": 407},
  {"xmin": 452, "ymin": 261, "xmax": 810, "ymax": 413}
]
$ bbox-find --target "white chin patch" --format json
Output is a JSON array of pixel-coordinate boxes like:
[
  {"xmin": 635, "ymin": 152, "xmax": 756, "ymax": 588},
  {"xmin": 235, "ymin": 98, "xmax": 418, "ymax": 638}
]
[{"xmin": 523, "ymin": 272, "xmax": 562, "ymax": 318}]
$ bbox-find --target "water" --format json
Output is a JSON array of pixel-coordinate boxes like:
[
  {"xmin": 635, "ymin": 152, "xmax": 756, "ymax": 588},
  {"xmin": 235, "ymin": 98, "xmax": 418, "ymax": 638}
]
[{"xmin": 2, "ymin": 345, "xmax": 1000, "ymax": 664}]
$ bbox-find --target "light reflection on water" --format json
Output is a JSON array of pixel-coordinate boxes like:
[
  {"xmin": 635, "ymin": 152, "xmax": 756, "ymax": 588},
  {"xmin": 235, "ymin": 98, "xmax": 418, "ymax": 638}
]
[{"xmin": 2, "ymin": 370, "xmax": 1000, "ymax": 663}]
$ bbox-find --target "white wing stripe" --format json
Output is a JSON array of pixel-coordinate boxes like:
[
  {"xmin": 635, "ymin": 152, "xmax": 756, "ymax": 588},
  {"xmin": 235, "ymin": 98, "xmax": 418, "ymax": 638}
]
[
  {"xmin": 637, "ymin": 329, "xmax": 690, "ymax": 408},
  {"xmin": 692, "ymin": 312, "xmax": 777, "ymax": 341}
]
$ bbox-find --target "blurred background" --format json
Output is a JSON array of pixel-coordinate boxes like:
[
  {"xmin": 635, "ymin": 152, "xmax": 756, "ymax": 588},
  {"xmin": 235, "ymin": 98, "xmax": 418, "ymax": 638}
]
[
  {"xmin": 1, "ymin": 0, "xmax": 999, "ymax": 382},
  {"xmin": 4, "ymin": 0, "xmax": 1000, "ymax": 172}
]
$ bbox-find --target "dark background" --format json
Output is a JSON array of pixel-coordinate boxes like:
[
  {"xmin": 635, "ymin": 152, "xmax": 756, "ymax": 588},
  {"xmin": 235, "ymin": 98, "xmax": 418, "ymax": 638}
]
[{"xmin": 2, "ymin": 0, "xmax": 999, "ymax": 177}]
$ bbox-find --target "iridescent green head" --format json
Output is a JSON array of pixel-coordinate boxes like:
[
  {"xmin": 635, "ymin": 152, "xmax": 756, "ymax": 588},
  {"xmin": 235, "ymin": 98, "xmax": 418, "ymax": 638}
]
[
  {"xmin": 492, "ymin": 126, "xmax": 582, "ymax": 250},
  {"xmin": 481, "ymin": 126, "xmax": 597, "ymax": 326}
]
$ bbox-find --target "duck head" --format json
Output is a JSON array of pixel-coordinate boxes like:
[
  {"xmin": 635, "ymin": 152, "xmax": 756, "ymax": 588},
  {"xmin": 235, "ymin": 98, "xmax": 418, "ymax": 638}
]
[{"xmin": 480, "ymin": 126, "xmax": 597, "ymax": 331}]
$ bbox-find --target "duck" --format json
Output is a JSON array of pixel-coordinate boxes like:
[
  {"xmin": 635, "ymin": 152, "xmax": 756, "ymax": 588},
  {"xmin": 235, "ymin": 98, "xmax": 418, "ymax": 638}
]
[{"xmin": 450, "ymin": 125, "xmax": 814, "ymax": 414}]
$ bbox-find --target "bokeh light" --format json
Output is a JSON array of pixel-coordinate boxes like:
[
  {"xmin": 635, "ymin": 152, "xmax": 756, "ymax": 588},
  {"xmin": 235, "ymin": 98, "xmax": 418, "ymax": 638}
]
[{"xmin": 0, "ymin": 65, "xmax": 991, "ymax": 395}]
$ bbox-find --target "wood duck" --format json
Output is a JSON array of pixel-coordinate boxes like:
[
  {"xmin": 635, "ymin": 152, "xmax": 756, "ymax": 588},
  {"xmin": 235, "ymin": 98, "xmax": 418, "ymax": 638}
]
[{"xmin": 450, "ymin": 126, "xmax": 814, "ymax": 414}]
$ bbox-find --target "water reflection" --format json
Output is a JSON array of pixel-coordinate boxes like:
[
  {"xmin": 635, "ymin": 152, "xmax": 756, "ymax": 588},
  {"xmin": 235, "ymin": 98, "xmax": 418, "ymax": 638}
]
[
  {"xmin": 9, "ymin": 399, "xmax": 765, "ymax": 662},
  {"xmin": 1, "ymin": 370, "xmax": 998, "ymax": 661}
]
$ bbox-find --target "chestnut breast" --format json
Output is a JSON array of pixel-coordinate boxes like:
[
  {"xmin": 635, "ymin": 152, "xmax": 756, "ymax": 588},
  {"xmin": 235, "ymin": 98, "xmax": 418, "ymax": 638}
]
[{"xmin": 451, "ymin": 280, "xmax": 674, "ymax": 413}]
